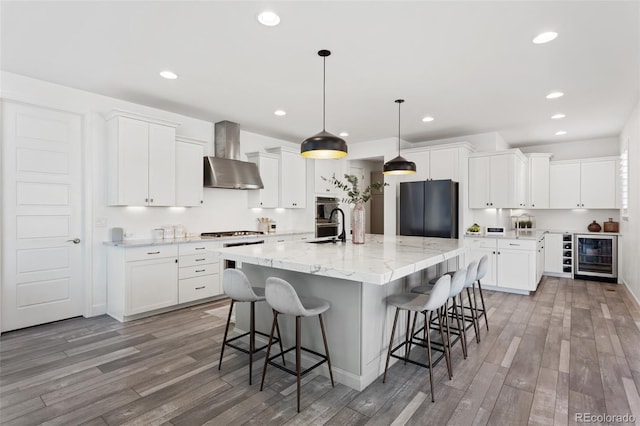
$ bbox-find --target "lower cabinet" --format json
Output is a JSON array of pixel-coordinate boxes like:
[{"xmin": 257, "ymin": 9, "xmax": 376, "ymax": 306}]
[
  {"xmin": 465, "ymin": 237, "xmax": 543, "ymax": 292},
  {"xmin": 107, "ymin": 242, "xmax": 222, "ymax": 321}
]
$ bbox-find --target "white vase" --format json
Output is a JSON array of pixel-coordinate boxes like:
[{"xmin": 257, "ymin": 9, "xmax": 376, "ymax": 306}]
[{"xmin": 352, "ymin": 201, "xmax": 366, "ymax": 244}]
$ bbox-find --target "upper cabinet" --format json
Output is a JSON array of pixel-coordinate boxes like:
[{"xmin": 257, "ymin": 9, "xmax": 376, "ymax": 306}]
[
  {"xmin": 246, "ymin": 152, "xmax": 279, "ymax": 208},
  {"xmin": 175, "ymin": 136, "xmax": 205, "ymax": 207},
  {"xmin": 107, "ymin": 111, "xmax": 179, "ymax": 206},
  {"xmin": 397, "ymin": 146, "xmax": 464, "ymax": 182},
  {"xmin": 549, "ymin": 158, "xmax": 618, "ymax": 209},
  {"xmin": 267, "ymin": 147, "xmax": 306, "ymax": 208},
  {"xmin": 314, "ymin": 158, "xmax": 346, "ymax": 194},
  {"xmin": 528, "ymin": 154, "xmax": 551, "ymax": 209},
  {"xmin": 468, "ymin": 150, "xmax": 526, "ymax": 208}
]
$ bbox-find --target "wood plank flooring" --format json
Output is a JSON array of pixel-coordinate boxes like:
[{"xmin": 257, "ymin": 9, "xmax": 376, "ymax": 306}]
[{"xmin": 2, "ymin": 277, "xmax": 640, "ymax": 425}]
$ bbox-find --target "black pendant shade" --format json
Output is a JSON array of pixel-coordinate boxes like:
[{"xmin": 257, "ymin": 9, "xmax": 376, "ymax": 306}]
[
  {"xmin": 300, "ymin": 50, "xmax": 348, "ymax": 159},
  {"xmin": 383, "ymin": 99, "xmax": 416, "ymax": 175}
]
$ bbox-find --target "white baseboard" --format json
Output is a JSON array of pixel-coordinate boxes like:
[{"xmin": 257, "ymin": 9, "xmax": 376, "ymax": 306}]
[
  {"xmin": 480, "ymin": 284, "xmax": 530, "ymax": 296},
  {"xmin": 621, "ymin": 278, "xmax": 640, "ymax": 311},
  {"xmin": 89, "ymin": 303, "xmax": 107, "ymax": 317}
]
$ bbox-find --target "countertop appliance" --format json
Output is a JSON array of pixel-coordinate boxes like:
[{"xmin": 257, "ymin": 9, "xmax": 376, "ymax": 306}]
[
  {"xmin": 315, "ymin": 197, "xmax": 340, "ymax": 238},
  {"xmin": 400, "ymin": 180, "xmax": 459, "ymax": 238},
  {"xmin": 574, "ymin": 234, "xmax": 617, "ymax": 282},
  {"xmin": 486, "ymin": 226, "xmax": 507, "ymax": 236}
]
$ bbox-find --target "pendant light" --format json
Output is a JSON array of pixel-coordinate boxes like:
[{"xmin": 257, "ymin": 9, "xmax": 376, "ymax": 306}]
[
  {"xmin": 383, "ymin": 99, "xmax": 416, "ymax": 175},
  {"xmin": 300, "ymin": 50, "xmax": 348, "ymax": 159}
]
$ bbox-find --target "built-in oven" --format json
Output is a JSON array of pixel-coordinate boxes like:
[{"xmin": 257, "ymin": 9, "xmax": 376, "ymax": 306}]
[
  {"xmin": 574, "ymin": 234, "xmax": 617, "ymax": 282},
  {"xmin": 222, "ymin": 239, "xmax": 265, "ymax": 269},
  {"xmin": 315, "ymin": 197, "xmax": 340, "ymax": 238}
]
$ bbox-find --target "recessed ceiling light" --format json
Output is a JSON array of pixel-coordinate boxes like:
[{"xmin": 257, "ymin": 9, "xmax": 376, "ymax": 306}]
[
  {"xmin": 339, "ymin": 132, "xmax": 349, "ymax": 137},
  {"xmin": 421, "ymin": 116, "xmax": 435, "ymax": 122},
  {"xmin": 274, "ymin": 110, "xmax": 286, "ymax": 116},
  {"xmin": 533, "ymin": 31, "xmax": 558, "ymax": 44},
  {"xmin": 258, "ymin": 11, "xmax": 280, "ymax": 26},
  {"xmin": 546, "ymin": 91, "xmax": 564, "ymax": 99},
  {"xmin": 159, "ymin": 70, "xmax": 178, "ymax": 80},
  {"xmin": 551, "ymin": 113, "xmax": 566, "ymax": 119},
  {"xmin": 555, "ymin": 130, "xmax": 567, "ymax": 135}
]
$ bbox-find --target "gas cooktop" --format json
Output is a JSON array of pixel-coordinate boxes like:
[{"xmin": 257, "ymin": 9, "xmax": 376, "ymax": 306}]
[{"xmin": 201, "ymin": 230, "xmax": 264, "ymax": 238}]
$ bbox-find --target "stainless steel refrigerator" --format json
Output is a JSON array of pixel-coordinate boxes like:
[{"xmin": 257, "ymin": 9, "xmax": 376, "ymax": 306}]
[{"xmin": 399, "ymin": 180, "xmax": 459, "ymax": 238}]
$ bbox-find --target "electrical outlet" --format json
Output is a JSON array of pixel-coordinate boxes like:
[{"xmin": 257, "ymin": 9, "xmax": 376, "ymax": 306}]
[
  {"xmin": 95, "ymin": 217, "xmax": 107, "ymax": 228},
  {"xmin": 124, "ymin": 232, "xmax": 135, "ymax": 239}
]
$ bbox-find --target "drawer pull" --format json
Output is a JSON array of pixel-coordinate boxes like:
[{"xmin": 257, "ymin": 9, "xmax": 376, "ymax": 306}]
[
  {"xmin": 509, "ymin": 243, "xmax": 520, "ymax": 246},
  {"xmin": 147, "ymin": 251, "xmax": 160, "ymax": 254},
  {"xmin": 195, "ymin": 269, "xmax": 206, "ymax": 273},
  {"xmin": 195, "ymin": 247, "xmax": 205, "ymax": 250},
  {"xmin": 195, "ymin": 286, "xmax": 206, "ymax": 290},
  {"xmin": 195, "ymin": 258, "xmax": 206, "ymax": 261}
]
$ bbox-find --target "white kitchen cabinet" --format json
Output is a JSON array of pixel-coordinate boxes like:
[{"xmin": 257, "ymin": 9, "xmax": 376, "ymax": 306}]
[
  {"xmin": 178, "ymin": 241, "xmax": 221, "ymax": 303},
  {"xmin": 267, "ymin": 147, "xmax": 306, "ymax": 208},
  {"xmin": 175, "ymin": 137, "xmax": 204, "ymax": 207},
  {"xmin": 246, "ymin": 152, "xmax": 279, "ymax": 208},
  {"xmin": 127, "ymin": 257, "xmax": 178, "ymax": 315},
  {"xmin": 549, "ymin": 158, "xmax": 618, "ymax": 209},
  {"xmin": 396, "ymin": 150, "xmax": 430, "ymax": 182},
  {"xmin": 536, "ymin": 236, "xmax": 545, "ymax": 284},
  {"xmin": 528, "ymin": 154, "xmax": 551, "ymax": 209},
  {"xmin": 544, "ymin": 233, "xmax": 563, "ymax": 274},
  {"xmin": 107, "ymin": 111, "xmax": 179, "ymax": 206},
  {"xmin": 314, "ymin": 158, "xmax": 345, "ymax": 194},
  {"xmin": 430, "ymin": 148, "xmax": 460, "ymax": 181},
  {"xmin": 468, "ymin": 151, "xmax": 524, "ymax": 208},
  {"xmin": 515, "ymin": 157, "xmax": 528, "ymax": 208},
  {"xmin": 465, "ymin": 237, "xmax": 541, "ymax": 292}
]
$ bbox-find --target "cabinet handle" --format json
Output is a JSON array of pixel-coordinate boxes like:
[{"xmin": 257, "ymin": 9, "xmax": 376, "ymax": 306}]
[
  {"xmin": 509, "ymin": 243, "xmax": 520, "ymax": 246},
  {"xmin": 195, "ymin": 258, "xmax": 206, "ymax": 261},
  {"xmin": 195, "ymin": 247, "xmax": 205, "ymax": 250},
  {"xmin": 486, "ymin": 203, "xmax": 489, "ymax": 206},
  {"xmin": 492, "ymin": 251, "xmax": 495, "ymax": 254},
  {"xmin": 200, "ymin": 200, "xmax": 203, "ymax": 204},
  {"xmin": 145, "ymin": 198, "xmax": 149, "ymax": 202},
  {"xmin": 150, "ymin": 198, "xmax": 154, "ymax": 202},
  {"xmin": 195, "ymin": 286, "xmax": 206, "ymax": 290},
  {"xmin": 498, "ymin": 251, "xmax": 501, "ymax": 255},
  {"xmin": 490, "ymin": 203, "xmax": 493, "ymax": 206},
  {"xmin": 195, "ymin": 269, "xmax": 206, "ymax": 273},
  {"xmin": 581, "ymin": 204, "xmax": 584, "ymax": 207},
  {"xmin": 577, "ymin": 204, "xmax": 580, "ymax": 207},
  {"xmin": 147, "ymin": 251, "xmax": 160, "ymax": 254},
  {"xmin": 532, "ymin": 204, "xmax": 535, "ymax": 207}
]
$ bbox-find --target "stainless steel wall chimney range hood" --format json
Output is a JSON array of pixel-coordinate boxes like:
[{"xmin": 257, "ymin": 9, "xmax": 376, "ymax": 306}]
[{"xmin": 204, "ymin": 121, "xmax": 264, "ymax": 190}]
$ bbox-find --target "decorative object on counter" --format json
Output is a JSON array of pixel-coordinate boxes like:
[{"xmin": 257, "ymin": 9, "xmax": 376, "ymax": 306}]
[
  {"xmin": 511, "ymin": 213, "xmax": 535, "ymax": 231},
  {"xmin": 162, "ymin": 225, "xmax": 175, "ymax": 239},
  {"xmin": 323, "ymin": 174, "xmax": 388, "ymax": 244},
  {"xmin": 257, "ymin": 217, "xmax": 270, "ymax": 234},
  {"xmin": 152, "ymin": 228, "xmax": 164, "ymax": 241},
  {"xmin": 269, "ymin": 220, "xmax": 277, "ymax": 234},
  {"xmin": 603, "ymin": 218, "xmax": 619, "ymax": 233},
  {"xmin": 587, "ymin": 220, "xmax": 601, "ymax": 232},
  {"xmin": 111, "ymin": 227, "xmax": 124, "ymax": 243},
  {"xmin": 174, "ymin": 224, "xmax": 186, "ymax": 239},
  {"xmin": 300, "ymin": 50, "xmax": 348, "ymax": 159},
  {"xmin": 383, "ymin": 99, "xmax": 416, "ymax": 175},
  {"xmin": 466, "ymin": 223, "xmax": 482, "ymax": 235}
]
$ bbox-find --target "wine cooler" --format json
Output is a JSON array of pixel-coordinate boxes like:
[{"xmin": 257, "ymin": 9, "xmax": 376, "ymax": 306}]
[{"xmin": 574, "ymin": 234, "xmax": 617, "ymax": 282}]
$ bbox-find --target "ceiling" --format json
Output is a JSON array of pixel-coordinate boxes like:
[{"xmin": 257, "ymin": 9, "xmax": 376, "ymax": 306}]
[{"xmin": 2, "ymin": 1, "xmax": 638, "ymax": 147}]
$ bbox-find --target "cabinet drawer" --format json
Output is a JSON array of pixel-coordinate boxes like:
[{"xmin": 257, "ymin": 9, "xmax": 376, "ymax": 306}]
[
  {"xmin": 179, "ymin": 264, "xmax": 218, "ymax": 279},
  {"xmin": 179, "ymin": 275, "xmax": 216, "ymax": 303},
  {"xmin": 179, "ymin": 242, "xmax": 220, "ymax": 256},
  {"xmin": 464, "ymin": 238, "xmax": 496, "ymax": 249},
  {"xmin": 179, "ymin": 253, "xmax": 218, "ymax": 268},
  {"xmin": 498, "ymin": 239, "xmax": 536, "ymax": 251},
  {"xmin": 125, "ymin": 245, "xmax": 178, "ymax": 262}
]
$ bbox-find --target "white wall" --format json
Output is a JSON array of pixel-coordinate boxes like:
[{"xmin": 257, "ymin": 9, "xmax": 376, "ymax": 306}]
[
  {"xmin": 519, "ymin": 136, "xmax": 619, "ymax": 160},
  {"xmin": 1, "ymin": 71, "xmax": 313, "ymax": 316},
  {"xmin": 620, "ymin": 102, "xmax": 640, "ymax": 303}
]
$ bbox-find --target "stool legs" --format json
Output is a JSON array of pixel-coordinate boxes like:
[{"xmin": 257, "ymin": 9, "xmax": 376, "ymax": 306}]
[
  {"xmin": 466, "ymin": 288, "xmax": 480, "ymax": 343},
  {"xmin": 452, "ymin": 295, "xmax": 468, "ymax": 359},
  {"xmin": 260, "ymin": 310, "xmax": 279, "ymax": 391},
  {"xmin": 383, "ymin": 307, "xmax": 400, "ymax": 383},
  {"xmin": 249, "ymin": 302, "xmax": 255, "ymax": 384},
  {"xmin": 218, "ymin": 299, "xmax": 235, "ymax": 371},
  {"xmin": 296, "ymin": 316, "xmax": 301, "ymax": 412},
  {"xmin": 436, "ymin": 308, "xmax": 452, "ymax": 380},
  {"xmin": 425, "ymin": 311, "xmax": 434, "ymax": 402},
  {"xmin": 477, "ymin": 280, "xmax": 489, "ymax": 331},
  {"xmin": 319, "ymin": 314, "xmax": 335, "ymax": 387}
]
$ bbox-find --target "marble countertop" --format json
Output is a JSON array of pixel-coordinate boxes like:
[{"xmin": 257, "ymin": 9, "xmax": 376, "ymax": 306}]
[
  {"xmin": 465, "ymin": 229, "xmax": 621, "ymax": 239},
  {"xmin": 212, "ymin": 234, "xmax": 466, "ymax": 285},
  {"xmin": 104, "ymin": 229, "xmax": 314, "ymax": 247}
]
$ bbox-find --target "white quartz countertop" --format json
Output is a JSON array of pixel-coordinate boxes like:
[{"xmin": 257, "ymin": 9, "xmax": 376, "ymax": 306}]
[
  {"xmin": 104, "ymin": 229, "xmax": 314, "ymax": 247},
  {"xmin": 465, "ymin": 229, "xmax": 621, "ymax": 239},
  {"xmin": 212, "ymin": 234, "xmax": 466, "ymax": 285}
]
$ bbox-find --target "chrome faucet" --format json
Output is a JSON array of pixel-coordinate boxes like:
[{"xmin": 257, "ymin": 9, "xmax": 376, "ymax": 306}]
[{"xmin": 329, "ymin": 208, "xmax": 346, "ymax": 243}]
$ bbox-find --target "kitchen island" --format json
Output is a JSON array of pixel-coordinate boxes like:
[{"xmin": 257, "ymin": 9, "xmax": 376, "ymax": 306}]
[{"xmin": 214, "ymin": 234, "xmax": 467, "ymax": 391}]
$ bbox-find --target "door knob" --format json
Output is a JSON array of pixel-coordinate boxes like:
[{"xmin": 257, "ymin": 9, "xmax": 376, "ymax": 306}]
[{"xmin": 67, "ymin": 238, "xmax": 81, "ymax": 244}]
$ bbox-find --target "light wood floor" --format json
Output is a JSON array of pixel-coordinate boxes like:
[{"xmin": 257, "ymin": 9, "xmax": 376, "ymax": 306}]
[{"xmin": 2, "ymin": 277, "xmax": 640, "ymax": 426}]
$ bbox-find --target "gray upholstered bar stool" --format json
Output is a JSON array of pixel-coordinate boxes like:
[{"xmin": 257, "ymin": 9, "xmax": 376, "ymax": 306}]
[
  {"xmin": 411, "ymin": 268, "xmax": 468, "ymax": 361},
  {"xmin": 218, "ymin": 268, "xmax": 285, "ymax": 385},
  {"xmin": 383, "ymin": 274, "xmax": 452, "ymax": 402},
  {"xmin": 461, "ymin": 260, "xmax": 481, "ymax": 343},
  {"xmin": 475, "ymin": 255, "xmax": 490, "ymax": 332},
  {"xmin": 260, "ymin": 277, "xmax": 334, "ymax": 413}
]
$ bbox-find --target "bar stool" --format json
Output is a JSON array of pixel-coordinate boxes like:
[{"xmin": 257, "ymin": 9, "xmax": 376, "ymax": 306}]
[
  {"xmin": 411, "ymin": 268, "xmax": 468, "ymax": 361},
  {"xmin": 383, "ymin": 274, "xmax": 451, "ymax": 402},
  {"xmin": 218, "ymin": 269, "xmax": 285, "ymax": 385},
  {"xmin": 260, "ymin": 277, "xmax": 335, "ymax": 413},
  {"xmin": 462, "ymin": 260, "xmax": 481, "ymax": 343},
  {"xmin": 475, "ymin": 255, "xmax": 490, "ymax": 332}
]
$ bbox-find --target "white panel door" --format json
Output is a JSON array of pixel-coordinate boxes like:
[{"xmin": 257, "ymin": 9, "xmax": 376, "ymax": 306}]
[
  {"xmin": 175, "ymin": 141, "xmax": 203, "ymax": 206},
  {"xmin": 2, "ymin": 101, "xmax": 83, "ymax": 331},
  {"xmin": 148, "ymin": 124, "xmax": 176, "ymax": 206},
  {"xmin": 580, "ymin": 160, "xmax": 617, "ymax": 208},
  {"xmin": 529, "ymin": 156, "xmax": 550, "ymax": 208},
  {"xmin": 497, "ymin": 250, "xmax": 533, "ymax": 291},
  {"xmin": 544, "ymin": 233, "xmax": 564, "ymax": 274},
  {"xmin": 490, "ymin": 154, "xmax": 515, "ymax": 208},
  {"xmin": 117, "ymin": 117, "xmax": 149, "ymax": 206}
]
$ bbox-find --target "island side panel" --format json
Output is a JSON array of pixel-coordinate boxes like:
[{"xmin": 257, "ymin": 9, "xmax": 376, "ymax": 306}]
[{"xmin": 235, "ymin": 263, "xmax": 362, "ymax": 388}]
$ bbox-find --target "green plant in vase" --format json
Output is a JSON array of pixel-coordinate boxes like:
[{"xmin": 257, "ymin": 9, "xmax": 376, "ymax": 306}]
[{"xmin": 322, "ymin": 174, "xmax": 388, "ymax": 244}]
